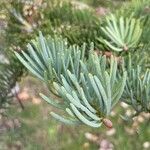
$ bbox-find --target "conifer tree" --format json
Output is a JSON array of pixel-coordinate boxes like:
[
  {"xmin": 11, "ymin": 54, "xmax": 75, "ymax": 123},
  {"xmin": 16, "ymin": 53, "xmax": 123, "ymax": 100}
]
[{"xmin": 1, "ymin": 0, "xmax": 150, "ymax": 125}]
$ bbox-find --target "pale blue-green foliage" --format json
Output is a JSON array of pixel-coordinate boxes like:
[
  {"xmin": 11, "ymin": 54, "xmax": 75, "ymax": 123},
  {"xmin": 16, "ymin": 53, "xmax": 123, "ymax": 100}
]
[
  {"xmin": 15, "ymin": 33, "xmax": 127, "ymax": 127},
  {"xmin": 50, "ymin": 59, "xmax": 126, "ymax": 127},
  {"xmin": 15, "ymin": 31, "xmax": 86, "ymax": 92},
  {"xmin": 99, "ymin": 14, "xmax": 142, "ymax": 52},
  {"xmin": 122, "ymin": 54, "xmax": 150, "ymax": 114}
]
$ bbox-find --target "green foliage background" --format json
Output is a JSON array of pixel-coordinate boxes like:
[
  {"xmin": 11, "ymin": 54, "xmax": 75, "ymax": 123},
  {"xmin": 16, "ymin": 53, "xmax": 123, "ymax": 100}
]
[{"xmin": 0, "ymin": 0, "xmax": 150, "ymax": 149}]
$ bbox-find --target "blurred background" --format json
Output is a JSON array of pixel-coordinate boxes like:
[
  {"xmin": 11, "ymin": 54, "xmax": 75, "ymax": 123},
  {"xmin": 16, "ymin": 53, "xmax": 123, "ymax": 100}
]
[{"xmin": 0, "ymin": 0, "xmax": 150, "ymax": 150}]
